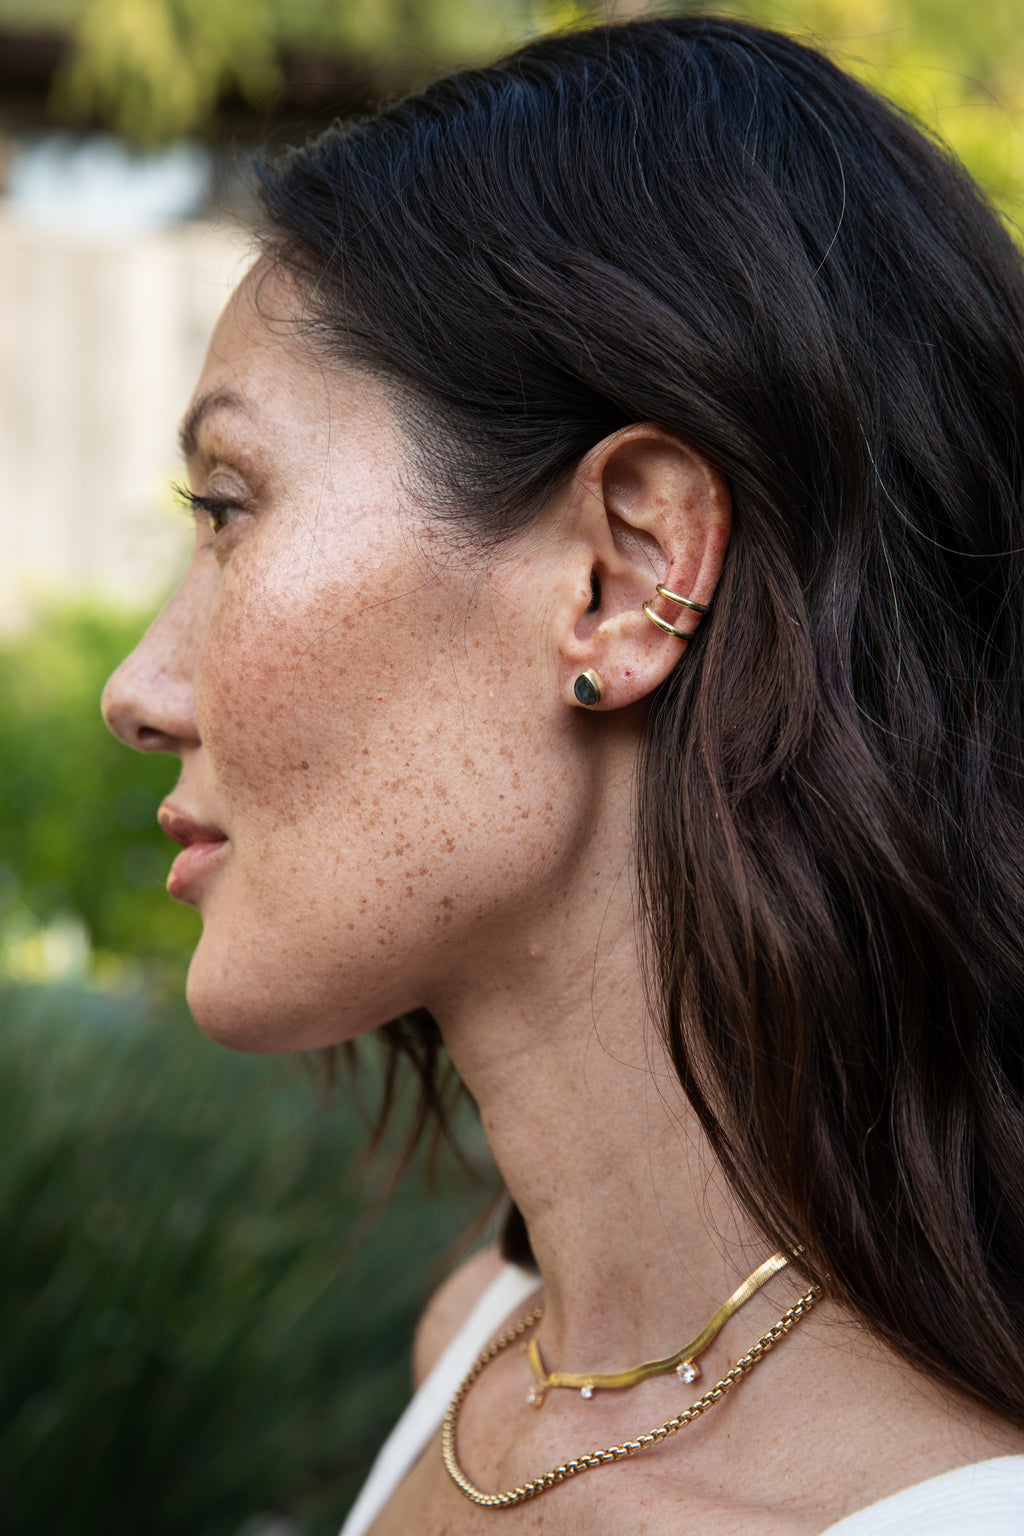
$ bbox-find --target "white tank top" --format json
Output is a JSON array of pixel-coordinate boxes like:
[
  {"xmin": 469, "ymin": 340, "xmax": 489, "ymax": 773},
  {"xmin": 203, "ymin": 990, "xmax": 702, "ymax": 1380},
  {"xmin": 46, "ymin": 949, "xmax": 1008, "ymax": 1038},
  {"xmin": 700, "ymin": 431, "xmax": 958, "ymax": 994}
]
[{"xmin": 339, "ymin": 1263, "xmax": 1024, "ymax": 1536}]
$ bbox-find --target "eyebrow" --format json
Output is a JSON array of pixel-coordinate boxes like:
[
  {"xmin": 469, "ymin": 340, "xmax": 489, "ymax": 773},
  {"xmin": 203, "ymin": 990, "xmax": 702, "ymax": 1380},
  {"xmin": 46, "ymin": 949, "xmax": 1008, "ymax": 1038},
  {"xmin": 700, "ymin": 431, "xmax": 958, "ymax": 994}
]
[{"xmin": 177, "ymin": 387, "xmax": 251, "ymax": 460}]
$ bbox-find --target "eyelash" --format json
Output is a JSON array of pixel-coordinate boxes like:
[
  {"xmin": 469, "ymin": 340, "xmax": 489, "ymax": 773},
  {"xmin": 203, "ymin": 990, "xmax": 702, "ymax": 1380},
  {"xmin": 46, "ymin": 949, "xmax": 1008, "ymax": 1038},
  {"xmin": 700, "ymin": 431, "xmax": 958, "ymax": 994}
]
[{"xmin": 172, "ymin": 482, "xmax": 240, "ymax": 536}]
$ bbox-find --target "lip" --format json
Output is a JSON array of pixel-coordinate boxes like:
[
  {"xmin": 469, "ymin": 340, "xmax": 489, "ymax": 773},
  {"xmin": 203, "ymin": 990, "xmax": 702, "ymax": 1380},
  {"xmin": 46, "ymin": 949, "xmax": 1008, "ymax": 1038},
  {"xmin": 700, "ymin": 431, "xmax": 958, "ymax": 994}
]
[{"xmin": 158, "ymin": 802, "xmax": 229, "ymax": 902}]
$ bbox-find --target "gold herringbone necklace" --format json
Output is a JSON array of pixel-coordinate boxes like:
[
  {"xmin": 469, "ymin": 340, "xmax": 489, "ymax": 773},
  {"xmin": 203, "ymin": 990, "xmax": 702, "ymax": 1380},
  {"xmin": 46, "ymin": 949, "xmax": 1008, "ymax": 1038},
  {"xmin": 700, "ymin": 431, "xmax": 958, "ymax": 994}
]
[
  {"xmin": 525, "ymin": 1250, "xmax": 791, "ymax": 1405},
  {"xmin": 441, "ymin": 1279, "xmax": 821, "ymax": 1508}
]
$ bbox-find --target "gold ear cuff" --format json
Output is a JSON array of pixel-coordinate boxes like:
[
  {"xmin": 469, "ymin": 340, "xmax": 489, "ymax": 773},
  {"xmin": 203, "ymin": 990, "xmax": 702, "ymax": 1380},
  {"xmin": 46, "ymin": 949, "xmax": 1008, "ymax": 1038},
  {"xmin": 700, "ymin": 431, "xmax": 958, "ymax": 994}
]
[
  {"xmin": 655, "ymin": 583, "xmax": 708, "ymax": 614},
  {"xmin": 642, "ymin": 583, "xmax": 709, "ymax": 639}
]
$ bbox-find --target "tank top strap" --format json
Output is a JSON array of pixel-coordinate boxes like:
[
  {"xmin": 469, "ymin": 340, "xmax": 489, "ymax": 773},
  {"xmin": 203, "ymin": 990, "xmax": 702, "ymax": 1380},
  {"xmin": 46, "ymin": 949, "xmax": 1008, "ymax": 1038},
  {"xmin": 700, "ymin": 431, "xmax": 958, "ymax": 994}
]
[{"xmin": 339, "ymin": 1262, "xmax": 542, "ymax": 1536}]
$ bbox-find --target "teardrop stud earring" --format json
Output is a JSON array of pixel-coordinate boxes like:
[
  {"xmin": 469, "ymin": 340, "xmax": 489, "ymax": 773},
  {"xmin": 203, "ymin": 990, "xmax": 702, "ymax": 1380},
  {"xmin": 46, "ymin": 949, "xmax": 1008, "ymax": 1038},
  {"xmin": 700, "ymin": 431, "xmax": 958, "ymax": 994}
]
[{"xmin": 573, "ymin": 670, "xmax": 604, "ymax": 707}]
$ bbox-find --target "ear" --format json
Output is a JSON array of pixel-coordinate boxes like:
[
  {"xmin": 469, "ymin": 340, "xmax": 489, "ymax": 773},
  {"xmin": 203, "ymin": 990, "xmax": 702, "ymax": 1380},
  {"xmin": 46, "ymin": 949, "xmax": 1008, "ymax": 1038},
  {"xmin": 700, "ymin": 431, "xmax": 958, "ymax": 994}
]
[{"xmin": 556, "ymin": 424, "xmax": 732, "ymax": 710}]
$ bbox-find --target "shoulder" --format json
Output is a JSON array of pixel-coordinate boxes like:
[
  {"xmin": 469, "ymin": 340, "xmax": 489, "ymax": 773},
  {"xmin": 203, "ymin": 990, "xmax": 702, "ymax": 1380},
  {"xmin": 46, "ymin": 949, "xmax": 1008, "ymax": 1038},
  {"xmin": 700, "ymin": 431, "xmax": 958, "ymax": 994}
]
[{"xmin": 411, "ymin": 1244, "xmax": 509, "ymax": 1388}]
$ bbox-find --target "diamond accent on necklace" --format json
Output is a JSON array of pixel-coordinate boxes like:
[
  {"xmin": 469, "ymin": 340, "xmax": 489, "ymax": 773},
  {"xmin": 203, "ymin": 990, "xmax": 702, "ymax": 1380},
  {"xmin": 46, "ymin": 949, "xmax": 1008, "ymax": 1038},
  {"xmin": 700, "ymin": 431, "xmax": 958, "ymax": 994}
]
[
  {"xmin": 580, "ymin": 1386, "xmax": 593, "ymax": 1400},
  {"xmin": 676, "ymin": 1360, "xmax": 699, "ymax": 1384}
]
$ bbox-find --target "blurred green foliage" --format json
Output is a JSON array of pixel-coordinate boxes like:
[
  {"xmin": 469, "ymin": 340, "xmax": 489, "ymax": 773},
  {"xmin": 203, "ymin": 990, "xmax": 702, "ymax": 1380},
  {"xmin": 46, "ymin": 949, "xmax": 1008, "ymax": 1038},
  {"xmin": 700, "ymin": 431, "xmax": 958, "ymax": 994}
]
[
  {"xmin": 0, "ymin": 604, "xmax": 198, "ymax": 982},
  {"xmin": 3, "ymin": 0, "xmax": 1017, "ymax": 220},
  {"xmin": 731, "ymin": 0, "xmax": 1024, "ymax": 218},
  {"xmin": 0, "ymin": 978, "xmax": 490, "ymax": 1536},
  {"xmin": 33, "ymin": 0, "xmax": 532, "ymax": 142},
  {"xmin": 55, "ymin": 0, "xmax": 280, "ymax": 146}
]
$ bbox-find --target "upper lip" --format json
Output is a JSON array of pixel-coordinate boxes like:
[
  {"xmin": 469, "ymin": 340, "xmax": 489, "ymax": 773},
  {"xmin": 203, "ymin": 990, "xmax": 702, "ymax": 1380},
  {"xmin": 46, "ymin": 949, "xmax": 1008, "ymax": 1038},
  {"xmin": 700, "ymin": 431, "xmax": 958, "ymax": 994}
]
[{"xmin": 158, "ymin": 802, "xmax": 228, "ymax": 849}]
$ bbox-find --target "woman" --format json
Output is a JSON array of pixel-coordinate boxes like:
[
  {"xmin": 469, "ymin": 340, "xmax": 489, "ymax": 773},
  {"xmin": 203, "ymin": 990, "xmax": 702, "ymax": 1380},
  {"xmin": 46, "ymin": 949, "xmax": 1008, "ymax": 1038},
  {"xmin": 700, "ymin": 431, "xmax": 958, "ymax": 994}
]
[{"xmin": 102, "ymin": 13, "xmax": 1024, "ymax": 1534}]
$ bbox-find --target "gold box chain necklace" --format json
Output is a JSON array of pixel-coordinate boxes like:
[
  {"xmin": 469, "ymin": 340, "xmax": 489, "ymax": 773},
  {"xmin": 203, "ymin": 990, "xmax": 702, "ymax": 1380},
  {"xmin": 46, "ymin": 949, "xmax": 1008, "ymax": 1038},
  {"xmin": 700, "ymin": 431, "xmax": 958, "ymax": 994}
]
[{"xmin": 441, "ymin": 1283, "xmax": 822, "ymax": 1508}]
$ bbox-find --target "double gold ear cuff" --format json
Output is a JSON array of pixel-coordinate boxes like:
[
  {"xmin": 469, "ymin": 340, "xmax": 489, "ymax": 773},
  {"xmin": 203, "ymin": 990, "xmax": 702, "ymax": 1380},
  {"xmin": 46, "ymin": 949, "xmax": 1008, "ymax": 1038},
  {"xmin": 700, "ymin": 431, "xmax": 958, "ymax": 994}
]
[{"xmin": 642, "ymin": 583, "xmax": 709, "ymax": 639}]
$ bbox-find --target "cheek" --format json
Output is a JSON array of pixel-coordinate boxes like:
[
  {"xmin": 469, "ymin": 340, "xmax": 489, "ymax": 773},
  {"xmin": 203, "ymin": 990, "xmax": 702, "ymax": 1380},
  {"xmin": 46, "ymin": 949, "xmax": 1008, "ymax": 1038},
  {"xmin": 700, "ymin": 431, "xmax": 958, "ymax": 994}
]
[
  {"xmin": 192, "ymin": 533, "xmax": 455, "ymax": 834},
  {"xmin": 190, "ymin": 529, "xmax": 578, "ymax": 992},
  {"xmin": 195, "ymin": 596, "xmax": 317, "ymax": 825}
]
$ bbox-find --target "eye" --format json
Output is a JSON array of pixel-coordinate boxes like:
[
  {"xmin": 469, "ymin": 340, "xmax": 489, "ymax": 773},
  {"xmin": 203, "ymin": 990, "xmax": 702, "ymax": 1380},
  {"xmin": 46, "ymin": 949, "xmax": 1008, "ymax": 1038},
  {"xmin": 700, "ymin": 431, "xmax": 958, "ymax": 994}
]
[{"xmin": 172, "ymin": 482, "xmax": 244, "ymax": 537}]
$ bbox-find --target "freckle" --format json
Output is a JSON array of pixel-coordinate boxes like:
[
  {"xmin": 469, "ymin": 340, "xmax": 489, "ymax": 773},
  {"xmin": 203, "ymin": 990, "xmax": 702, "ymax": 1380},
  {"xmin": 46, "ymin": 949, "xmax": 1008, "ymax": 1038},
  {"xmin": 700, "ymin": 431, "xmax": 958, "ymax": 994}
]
[
  {"xmin": 418, "ymin": 865, "xmax": 428, "ymax": 876},
  {"xmin": 441, "ymin": 896, "xmax": 454, "ymax": 909},
  {"xmin": 376, "ymin": 877, "xmax": 385, "ymax": 886},
  {"xmin": 300, "ymin": 760, "xmax": 309, "ymax": 770},
  {"xmin": 511, "ymin": 772, "xmax": 520, "ymax": 790},
  {"xmin": 347, "ymin": 922, "xmax": 354, "ymax": 930},
  {"xmin": 406, "ymin": 886, "xmax": 414, "ymax": 896}
]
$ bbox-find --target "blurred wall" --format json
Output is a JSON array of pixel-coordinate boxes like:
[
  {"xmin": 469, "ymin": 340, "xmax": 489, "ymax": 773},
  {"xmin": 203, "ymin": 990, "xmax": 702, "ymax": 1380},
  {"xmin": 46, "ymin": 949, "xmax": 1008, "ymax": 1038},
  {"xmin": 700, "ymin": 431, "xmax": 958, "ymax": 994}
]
[{"xmin": 0, "ymin": 211, "xmax": 251, "ymax": 630}]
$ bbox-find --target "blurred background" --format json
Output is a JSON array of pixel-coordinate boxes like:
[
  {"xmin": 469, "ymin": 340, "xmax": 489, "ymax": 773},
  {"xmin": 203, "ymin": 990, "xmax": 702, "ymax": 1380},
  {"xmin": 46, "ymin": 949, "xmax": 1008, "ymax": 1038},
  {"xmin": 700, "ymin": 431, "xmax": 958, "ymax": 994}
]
[{"xmin": 1, "ymin": 2, "xmax": 1020, "ymax": 1533}]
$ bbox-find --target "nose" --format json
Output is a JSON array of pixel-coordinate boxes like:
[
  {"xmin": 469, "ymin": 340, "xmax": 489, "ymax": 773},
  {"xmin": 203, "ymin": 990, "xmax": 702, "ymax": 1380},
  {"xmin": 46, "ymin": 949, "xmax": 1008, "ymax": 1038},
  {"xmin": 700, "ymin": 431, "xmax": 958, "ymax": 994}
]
[{"xmin": 102, "ymin": 566, "xmax": 208, "ymax": 754}]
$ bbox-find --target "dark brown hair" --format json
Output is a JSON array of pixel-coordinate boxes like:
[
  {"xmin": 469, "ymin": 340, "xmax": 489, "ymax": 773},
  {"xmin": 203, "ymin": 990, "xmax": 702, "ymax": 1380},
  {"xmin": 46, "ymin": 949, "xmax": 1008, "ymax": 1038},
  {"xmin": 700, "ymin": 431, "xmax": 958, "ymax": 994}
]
[{"xmin": 258, "ymin": 15, "xmax": 1024, "ymax": 1426}]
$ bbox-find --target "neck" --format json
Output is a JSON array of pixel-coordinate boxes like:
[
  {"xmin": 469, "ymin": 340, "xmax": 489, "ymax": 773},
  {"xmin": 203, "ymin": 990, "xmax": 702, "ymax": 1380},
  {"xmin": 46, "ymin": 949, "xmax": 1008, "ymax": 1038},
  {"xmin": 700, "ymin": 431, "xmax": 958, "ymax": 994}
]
[
  {"xmin": 420, "ymin": 737, "xmax": 1024, "ymax": 1511},
  {"xmin": 425, "ymin": 793, "xmax": 778, "ymax": 1375}
]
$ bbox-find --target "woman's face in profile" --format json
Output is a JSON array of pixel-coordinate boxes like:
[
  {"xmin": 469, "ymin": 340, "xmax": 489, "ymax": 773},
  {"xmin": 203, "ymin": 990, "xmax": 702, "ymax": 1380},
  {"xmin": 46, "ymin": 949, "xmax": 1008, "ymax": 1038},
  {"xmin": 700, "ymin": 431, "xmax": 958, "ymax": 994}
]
[{"xmin": 103, "ymin": 268, "xmax": 582, "ymax": 1052}]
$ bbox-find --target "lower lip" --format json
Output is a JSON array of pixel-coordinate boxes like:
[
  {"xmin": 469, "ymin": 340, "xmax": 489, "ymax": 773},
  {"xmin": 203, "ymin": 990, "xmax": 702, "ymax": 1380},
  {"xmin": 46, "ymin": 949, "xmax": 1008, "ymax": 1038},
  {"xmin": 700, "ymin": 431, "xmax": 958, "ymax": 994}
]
[{"xmin": 167, "ymin": 839, "xmax": 228, "ymax": 901}]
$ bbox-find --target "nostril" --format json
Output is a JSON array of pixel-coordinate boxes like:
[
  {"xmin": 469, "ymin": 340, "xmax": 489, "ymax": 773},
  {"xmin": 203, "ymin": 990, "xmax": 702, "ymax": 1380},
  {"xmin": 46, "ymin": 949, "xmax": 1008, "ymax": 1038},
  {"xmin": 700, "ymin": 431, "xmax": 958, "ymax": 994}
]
[
  {"xmin": 101, "ymin": 665, "xmax": 150, "ymax": 751},
  {"xmin": 137, "ymin": 724, "xmax": 176, "ymax": 751},
  {"xmin": 101, "ymin": 582, "xmax": 202, "ymax": 754},
  {"xmin": 101, "ymin": 662, "xmax": 197, "ymax": 756}
]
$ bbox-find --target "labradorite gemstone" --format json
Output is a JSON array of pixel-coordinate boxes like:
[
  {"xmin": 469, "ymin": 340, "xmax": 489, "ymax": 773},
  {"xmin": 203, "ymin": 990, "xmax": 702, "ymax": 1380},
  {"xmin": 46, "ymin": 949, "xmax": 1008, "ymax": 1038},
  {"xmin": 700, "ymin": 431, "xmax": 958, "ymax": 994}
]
[{"xmin": 574, "ymin": 673, "xmax": 600, "ymax": 707}]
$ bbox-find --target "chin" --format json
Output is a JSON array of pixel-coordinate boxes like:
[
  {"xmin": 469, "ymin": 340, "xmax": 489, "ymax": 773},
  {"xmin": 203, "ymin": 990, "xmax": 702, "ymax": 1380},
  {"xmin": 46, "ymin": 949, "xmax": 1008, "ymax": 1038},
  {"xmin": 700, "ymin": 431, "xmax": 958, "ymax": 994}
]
[
  {"xmin": 186, "ymin": 968, "xmax": 298, "ymax": 1054},
  {"xmin": 183, "ymin": 933, "xmax": 404, "ymax": 1054}
]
